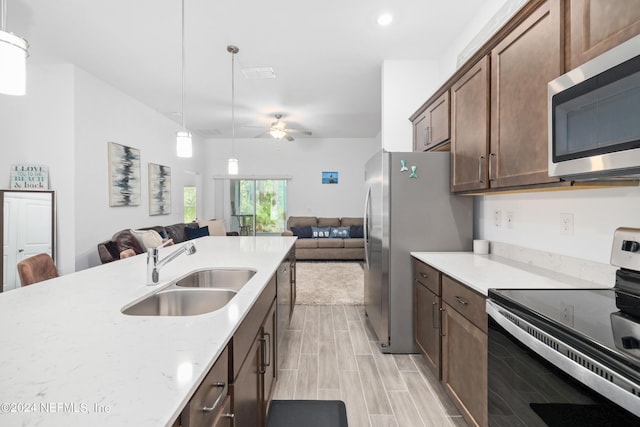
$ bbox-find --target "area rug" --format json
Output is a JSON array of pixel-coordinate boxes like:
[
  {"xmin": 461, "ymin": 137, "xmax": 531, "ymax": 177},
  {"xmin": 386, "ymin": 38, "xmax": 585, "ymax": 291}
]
[{"xmin": 295, "ymin": 262, "xmax": 364, "ymax": 305}]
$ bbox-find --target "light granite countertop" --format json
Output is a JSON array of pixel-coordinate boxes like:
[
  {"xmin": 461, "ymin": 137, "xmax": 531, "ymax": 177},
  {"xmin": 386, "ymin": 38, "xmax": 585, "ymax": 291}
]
[
  {"xmin": 410, "ymin": 252, "xmax": 615, "ymax": 296},
  {"xmin": 0, "ymin": 236, "xmax": 296, "ymax": 427}
]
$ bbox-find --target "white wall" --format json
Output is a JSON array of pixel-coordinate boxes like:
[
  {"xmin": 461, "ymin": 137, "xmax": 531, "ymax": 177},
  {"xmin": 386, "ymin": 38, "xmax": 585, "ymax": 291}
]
[
  {"xmin": 0, "ymin": 65, "xmax": 76, "ymax": 275},
  {"xmin": 381, "ymin": 60, "xmax": 443, "ymax": 152},
  {"xmin": 0, "ymin": 64, "xmax": 204, "ymax": 273},
  {"xmin": 202, "ymin": 137, "xmax": 379, "ymax": 222},
  {"xmin": 475, "ymin": 186, "xmax": 640, "ymax": 264},
  {"xmin": 73, "ymin": 68, "xmax": 204, "ymax": 270}
]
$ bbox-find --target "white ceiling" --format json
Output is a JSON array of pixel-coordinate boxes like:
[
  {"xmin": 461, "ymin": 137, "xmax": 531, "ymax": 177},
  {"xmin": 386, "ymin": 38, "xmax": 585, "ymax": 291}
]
[{"xmin": 10, "ymin": 0, "xmax": 502, "ymax": 139}]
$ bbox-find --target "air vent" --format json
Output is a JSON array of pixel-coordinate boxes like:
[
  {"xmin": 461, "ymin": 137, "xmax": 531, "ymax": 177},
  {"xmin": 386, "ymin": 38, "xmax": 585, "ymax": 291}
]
[{"xmin": 241, "ymin": 67, "xmax": 276, "ymax": 79}]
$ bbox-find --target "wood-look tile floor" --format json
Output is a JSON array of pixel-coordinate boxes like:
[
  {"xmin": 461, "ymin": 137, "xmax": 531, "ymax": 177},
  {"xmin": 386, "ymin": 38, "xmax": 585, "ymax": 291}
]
[{"xmin": 274, "ymin": 305, "xmax": 469, "ymax": 427}]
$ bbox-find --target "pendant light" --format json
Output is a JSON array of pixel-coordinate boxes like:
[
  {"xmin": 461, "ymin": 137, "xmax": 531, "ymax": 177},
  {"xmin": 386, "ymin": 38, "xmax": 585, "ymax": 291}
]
[
  {"xmin": 0, "ymin": 0, "xmax": 28, "ymax": 96},
  {"xmin": 227, "ymin": 45, "xmax": 239, "ymax": 175},
  {"xmin": 176, "ymin": 0, "xmax": 192, "ymax": 158}
]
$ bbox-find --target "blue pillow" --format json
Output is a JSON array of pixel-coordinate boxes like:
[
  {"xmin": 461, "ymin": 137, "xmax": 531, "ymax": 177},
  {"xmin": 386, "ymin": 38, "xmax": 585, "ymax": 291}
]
[
  {"xmin": 185, "ymin": 225, "xmax": 209, "ymax": 240},
  {"xmin": 311, "ymin": 226, "xmax": 331, "ymax": 238},
  {"xmin": 330, "ymin": 226, "xmax": 350, "ymax": 238},
  {"xmin": 350, "ymin": 225, "xmax": 364, "ymax": 238},
  {"xmin": 290, "ymin": 226, "xmax": 313, "ymax": 238}
]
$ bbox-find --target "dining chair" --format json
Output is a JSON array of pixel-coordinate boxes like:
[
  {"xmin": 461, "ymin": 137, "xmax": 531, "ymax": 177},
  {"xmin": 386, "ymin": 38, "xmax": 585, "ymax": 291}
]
[{"xmin": 17, "ymin": 253, "xmax": 58, "ymax": 286}]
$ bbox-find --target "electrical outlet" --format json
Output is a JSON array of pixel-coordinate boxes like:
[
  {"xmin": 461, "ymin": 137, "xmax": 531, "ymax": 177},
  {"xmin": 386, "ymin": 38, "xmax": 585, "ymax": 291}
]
[
  {"xmin": 494, "ymin": 210, "xmax": 502, "ymax": 228},
  {"xmin": 561, "ymin": 302, "xmax": 574, "ymax": 327},
  {"xmin": 506, "ymin": 212, "xmax": 514, "ymax": 229},
  {"xmin": 560, "ymin": 212, "xmax": 574, "ymax": 236}
]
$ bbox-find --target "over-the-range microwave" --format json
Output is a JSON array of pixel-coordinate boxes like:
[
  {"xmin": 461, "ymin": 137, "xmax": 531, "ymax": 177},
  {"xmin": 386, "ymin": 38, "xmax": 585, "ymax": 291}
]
[{"xmin": 548, "ymin": 33, "xmax": 640, "ymax": 180}]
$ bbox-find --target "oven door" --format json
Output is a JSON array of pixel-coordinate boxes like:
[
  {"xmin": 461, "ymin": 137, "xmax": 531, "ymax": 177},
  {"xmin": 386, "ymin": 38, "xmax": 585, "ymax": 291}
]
[{"xmin": 487, "ymin": 300, "xmax": 639, "ymax": 427}]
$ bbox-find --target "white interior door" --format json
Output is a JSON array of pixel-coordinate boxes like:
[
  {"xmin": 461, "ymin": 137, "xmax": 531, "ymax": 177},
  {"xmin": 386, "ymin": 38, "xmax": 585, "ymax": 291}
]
[{"xmin": 3, "ymin": 194, "xmax": 52, "ymax": 291}]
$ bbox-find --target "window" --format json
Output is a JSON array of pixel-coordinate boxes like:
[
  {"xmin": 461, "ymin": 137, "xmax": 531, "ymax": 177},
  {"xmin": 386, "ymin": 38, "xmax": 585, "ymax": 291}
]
[
  {"xmin": 183, "ymin": 186, "xmax": 197, "ymax": 222},
  {"xmin": 230, "ymin": 179, "xmax": 287, "ymax": 235}
]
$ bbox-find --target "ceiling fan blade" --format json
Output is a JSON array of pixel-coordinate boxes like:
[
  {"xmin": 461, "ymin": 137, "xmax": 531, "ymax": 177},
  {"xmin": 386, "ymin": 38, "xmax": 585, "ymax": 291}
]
[
  {"xmin": 285, "ymin": 134, "xmax": 295, "ymax": 142},
  {"xmin": 285, "ymin": 129, "xmax": 312, "ymax": 136}
]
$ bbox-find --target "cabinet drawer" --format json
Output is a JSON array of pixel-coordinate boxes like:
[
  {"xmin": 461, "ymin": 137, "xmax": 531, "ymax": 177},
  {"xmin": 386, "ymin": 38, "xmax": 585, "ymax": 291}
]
[
  {"xmin": 442, "ymin": 275, "xmax": 486, "ymax": 333},
  {"xmin": 412, "ymin": 258, "xmax": 440, "ymax": 295},
  {"xmin": 182, "ymin": 346, "xmax": 229, "ymax": 427},
  {"xmin": 232, "ymin": 275, "xmax": 276, "ymax": 380}
]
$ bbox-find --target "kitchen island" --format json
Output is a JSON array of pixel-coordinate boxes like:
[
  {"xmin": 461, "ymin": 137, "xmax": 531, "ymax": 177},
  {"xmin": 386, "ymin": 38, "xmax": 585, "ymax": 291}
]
[{"xmin": 0, "ymin": 236, "xmax": 296, "ymax": 427}]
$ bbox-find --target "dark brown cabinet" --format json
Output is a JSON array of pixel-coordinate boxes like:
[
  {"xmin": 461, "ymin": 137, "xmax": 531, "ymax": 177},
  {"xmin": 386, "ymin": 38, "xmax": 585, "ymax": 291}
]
[
  {"xmin": 414, "ymin": 261, "xmax": 488, "ymax": 427},
  {"xmin": 450, "ymin": 57, "xmax": 490, "ymax": 192},
  {"xmin": 567, "ymin": 0, "xmax": 640, "ymax": 70},
  {"xmin": 231, "ymin": 276, "xmax": 277, "ymax": 427},
  {"xmin": 489, "ymin": 0, "xmax": 562, "ymax": 188},
  {"xmin": 180, "ymin": 347, "xmax": 232, "ymax": 427},
  {"xmin": 413, "ymin": 91, "xmax": 450, "ymax": 151},
  {"xmin": 412, "ymin": 258, "xmax": 442, "ymax": 378},
  {"xmin": 441, "ymin": 275, "xmax": 487, "ymax": 427}
]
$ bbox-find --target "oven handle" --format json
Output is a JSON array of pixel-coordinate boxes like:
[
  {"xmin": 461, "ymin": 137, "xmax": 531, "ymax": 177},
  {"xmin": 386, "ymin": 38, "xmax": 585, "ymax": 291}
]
[{"xmin": 486, "ymin": 299, "xmax": 640, "ymax": 417}]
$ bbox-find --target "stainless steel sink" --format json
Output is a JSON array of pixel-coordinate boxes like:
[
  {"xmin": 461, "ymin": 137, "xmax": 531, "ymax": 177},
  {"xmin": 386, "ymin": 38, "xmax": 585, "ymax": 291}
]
[
  {"xmin": 122, "ymin": 289, "xmax": 237, "ymax": 316},
  {"xmin": 174, "ymin": 268, "xmax": 256, "ymax": 290}
]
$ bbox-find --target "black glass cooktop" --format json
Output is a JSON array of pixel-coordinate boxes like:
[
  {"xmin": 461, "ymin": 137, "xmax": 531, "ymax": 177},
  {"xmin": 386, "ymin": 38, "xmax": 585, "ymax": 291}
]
[{"xmin": 489, "ymin": 280, "xmax": 640, "ymax": 379}]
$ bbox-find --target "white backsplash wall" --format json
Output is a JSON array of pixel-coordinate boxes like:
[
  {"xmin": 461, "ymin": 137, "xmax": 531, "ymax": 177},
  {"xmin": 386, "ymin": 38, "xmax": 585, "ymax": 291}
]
[{"xmin": 475, "ymin": 185, "xmax": 640, "ymax": 264}]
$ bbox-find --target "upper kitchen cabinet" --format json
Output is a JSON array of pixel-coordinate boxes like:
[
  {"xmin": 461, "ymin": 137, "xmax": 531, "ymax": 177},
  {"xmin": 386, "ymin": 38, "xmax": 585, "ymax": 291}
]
[
  {"xmin": 567, "ymin": 0, "xmax": 640, "ymax": 70},
  {"xmin": 451, "ymin": 57, "xmax": 490, "ymax": 193},
  {"xmin": 412, "ymin": 91, "xmax": 450, "ymax": 151},
  {"xmin": 489, "ymin": 0, "xmax": 563, "ymax": 188}
]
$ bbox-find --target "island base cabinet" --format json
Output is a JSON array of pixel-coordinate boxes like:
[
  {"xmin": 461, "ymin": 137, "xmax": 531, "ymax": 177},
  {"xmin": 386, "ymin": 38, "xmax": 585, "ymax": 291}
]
[
  {"xmin": 231, "ymin": 335, "xmax": 263, "ymax": 427},
  {"xmin": 442, "ymin": 303, "xmax": 487, "ymax": 427}
]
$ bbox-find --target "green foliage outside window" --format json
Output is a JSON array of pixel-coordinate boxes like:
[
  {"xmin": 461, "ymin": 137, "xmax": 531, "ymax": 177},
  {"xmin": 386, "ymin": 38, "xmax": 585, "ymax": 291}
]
[{"xmin": 184, "ymin": 186, "xmax": 197, "ymax": 223}]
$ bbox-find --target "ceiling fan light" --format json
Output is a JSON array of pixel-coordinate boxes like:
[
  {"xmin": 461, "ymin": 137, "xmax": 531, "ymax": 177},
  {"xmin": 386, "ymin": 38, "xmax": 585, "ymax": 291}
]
[
  {"xmin": 228, "ymin": 158, "xmax": 239, "ymax": 175},
  {"xmin": 176, "ymin": 131, "xmax": 192, "ymax": 157},
  {"xmin": 270, "ymin": 129, "xmax": 287, "ymax": 139},
  {"xmin": 0, "ymin": 30, "xmax": 28, "ymax": 96}
]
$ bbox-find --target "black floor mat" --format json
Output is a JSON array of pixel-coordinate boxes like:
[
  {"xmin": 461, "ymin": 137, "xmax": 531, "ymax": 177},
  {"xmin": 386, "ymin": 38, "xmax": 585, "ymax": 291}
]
[{"xmin": 267, "ymin": 400, "xmax": 348, "ymax": 427}]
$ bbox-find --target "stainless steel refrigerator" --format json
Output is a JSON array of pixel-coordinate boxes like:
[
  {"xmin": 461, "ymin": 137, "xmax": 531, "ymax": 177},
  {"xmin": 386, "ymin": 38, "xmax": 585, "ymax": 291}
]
[{"xmin": 364, "ymin": 150, "xmax": 473, "ymax": 353}]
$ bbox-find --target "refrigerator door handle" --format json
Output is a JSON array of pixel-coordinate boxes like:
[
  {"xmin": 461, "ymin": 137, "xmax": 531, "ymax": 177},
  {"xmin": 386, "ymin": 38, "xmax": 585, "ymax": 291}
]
[{"xmin": 364, "ymin": 185, "xmax": 371, "ymax": 270}]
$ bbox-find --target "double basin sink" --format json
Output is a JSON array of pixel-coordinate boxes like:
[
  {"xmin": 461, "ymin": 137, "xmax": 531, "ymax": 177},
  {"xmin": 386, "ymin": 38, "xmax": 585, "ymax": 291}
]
[{"xmin": 122, "ymin": 268, "xmax": 256, "ymax": 316}]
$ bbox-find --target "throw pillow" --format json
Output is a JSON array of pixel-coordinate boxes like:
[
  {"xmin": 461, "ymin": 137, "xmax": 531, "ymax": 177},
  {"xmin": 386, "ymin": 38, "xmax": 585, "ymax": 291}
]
[
  {"xmin": 130, "ymin": 229, "xmax": 163, "ymax": 250},
  {"xmin": 198, "ymin": 219, "xmax": 227, "ymax": 236},
  {"xmin": 350, "ymin": 225, "xmax": 364, "ymax": 238},
  {"xmin": 290, "ymin": 225, "xmax": 313, "ymax": 238},
  {"xmin": 311, "ymin": 226, "xmax": 331, "ymax": 238},
  {"xmin": 329, "ymin": 226, "xmax": 351, "ymax": 238},
  {"xmin": 185, "ymin": 225, "xmax": 209, "ymax": 240}
]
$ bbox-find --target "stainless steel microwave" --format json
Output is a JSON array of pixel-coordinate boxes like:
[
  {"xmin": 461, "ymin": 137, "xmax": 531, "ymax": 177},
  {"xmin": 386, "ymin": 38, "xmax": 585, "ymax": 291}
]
[{"xmin": 548, "ymin": 34, "xmax": 640, "ymax": 180}]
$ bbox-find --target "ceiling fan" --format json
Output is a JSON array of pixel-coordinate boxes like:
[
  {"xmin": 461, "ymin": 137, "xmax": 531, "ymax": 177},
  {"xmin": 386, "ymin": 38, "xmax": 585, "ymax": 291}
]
[{"xmin": 261, "ymin": 114, "xmax": 312, "ymax": 141}]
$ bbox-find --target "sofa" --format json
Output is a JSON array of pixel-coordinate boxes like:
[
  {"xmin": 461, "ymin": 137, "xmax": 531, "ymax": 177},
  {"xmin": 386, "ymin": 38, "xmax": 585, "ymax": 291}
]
[
  {"xmin": 281, "ymin": 216, "xmax": 364, "ymax": 261},
  {"xmin": 97, "ymin": 220, "xmax": 237, "ymax": 264}
]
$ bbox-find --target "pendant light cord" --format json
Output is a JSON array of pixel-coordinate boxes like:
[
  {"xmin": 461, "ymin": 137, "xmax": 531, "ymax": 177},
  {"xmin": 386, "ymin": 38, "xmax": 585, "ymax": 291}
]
[
  {"xmin": 231, "ymin": 49, "xmax": 236, "ymax": 158},
  {"xmin": 181, "ymin": 0, "xmax": 186, "ymax": 132},
  {"xmin": 1, "ymin": 0, "xmax": 7, "ymax": 31}
]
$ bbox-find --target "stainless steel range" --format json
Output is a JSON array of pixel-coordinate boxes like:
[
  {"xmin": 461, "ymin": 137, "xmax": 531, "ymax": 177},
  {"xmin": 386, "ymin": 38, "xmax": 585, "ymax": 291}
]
[{"xmin": 487, "ymin": 227, "xmax": 640, "ymax": 426}]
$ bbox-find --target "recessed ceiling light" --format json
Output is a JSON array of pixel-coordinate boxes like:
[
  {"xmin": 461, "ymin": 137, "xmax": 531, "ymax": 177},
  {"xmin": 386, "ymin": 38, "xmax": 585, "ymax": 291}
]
[{"xmin": 377, "ymin": 13, "xmax": 393, "ymax": 26}]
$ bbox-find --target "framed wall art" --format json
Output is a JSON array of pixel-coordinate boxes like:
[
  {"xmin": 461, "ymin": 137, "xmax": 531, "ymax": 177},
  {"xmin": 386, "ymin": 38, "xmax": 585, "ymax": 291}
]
[
  {"xmin": 148, "ymin": 163, "xmax": 171, "ymax": 215},
  {"xmin": 322, "ymin": 171, "xmax": 338, "ymax": 184},
  {"xmin": 108, "ymin": 142, "xmax": 141, "ymax": 206}
]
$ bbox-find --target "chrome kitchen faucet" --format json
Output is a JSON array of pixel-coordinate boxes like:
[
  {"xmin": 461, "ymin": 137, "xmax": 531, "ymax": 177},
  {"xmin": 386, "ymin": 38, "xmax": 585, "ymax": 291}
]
[{"xmin": 147, "ymin": 240, "xmax": 197, "ymax": 285}]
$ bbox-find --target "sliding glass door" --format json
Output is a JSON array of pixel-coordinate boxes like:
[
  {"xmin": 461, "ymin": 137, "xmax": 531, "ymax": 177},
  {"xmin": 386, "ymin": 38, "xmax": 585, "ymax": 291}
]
[{"xmin": 229, "ymin": 179, "xmax": 287, "ymax": 236}]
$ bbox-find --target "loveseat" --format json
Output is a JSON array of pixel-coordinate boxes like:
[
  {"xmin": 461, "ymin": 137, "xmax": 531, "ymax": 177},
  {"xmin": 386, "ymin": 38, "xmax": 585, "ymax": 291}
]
[
  {"xmin": 97, "ymin": 219, "xmax": 236, "ymax": 264},
  {"xmin": 281, "ymin": 216, "xmax": 364, "ymax": 260}
]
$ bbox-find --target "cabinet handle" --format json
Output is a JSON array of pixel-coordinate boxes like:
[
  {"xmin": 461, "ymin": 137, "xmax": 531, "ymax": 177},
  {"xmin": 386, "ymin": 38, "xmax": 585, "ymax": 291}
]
[
  {"xmin": 455, "ymin": 296, "xmax": 469, "ymax": 306},
  {"xmin": 489, "ymin": 153, "xmax": 495, "ymax": 181},
  {"xmin": 439, "ymin": 307, "xmax": 446, "ymax": 337},
  {"xmin": 432, "ymin": 301, "xmax": 439, "ymax": 329},
  {"xmin": 424, "ymin": 127, "xmax": 429, "ymax": 146},
  {"xmin": 202, "ymin": 382, "xmax": 226, "ymax": 413},
  {"xmin": 222, "ymin": 413, "xmax": 235, "ymax": 427},
  {"xmin": 419, "ymin": 272, "xmax": 428, "ymax": 279},
  {"xmin": 263, "ymin": 332, "xmax": 271, "ymax": 367},
  {"xmin": 478, "ymin": 156, "xmax": 484, "ymax": 183}
]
